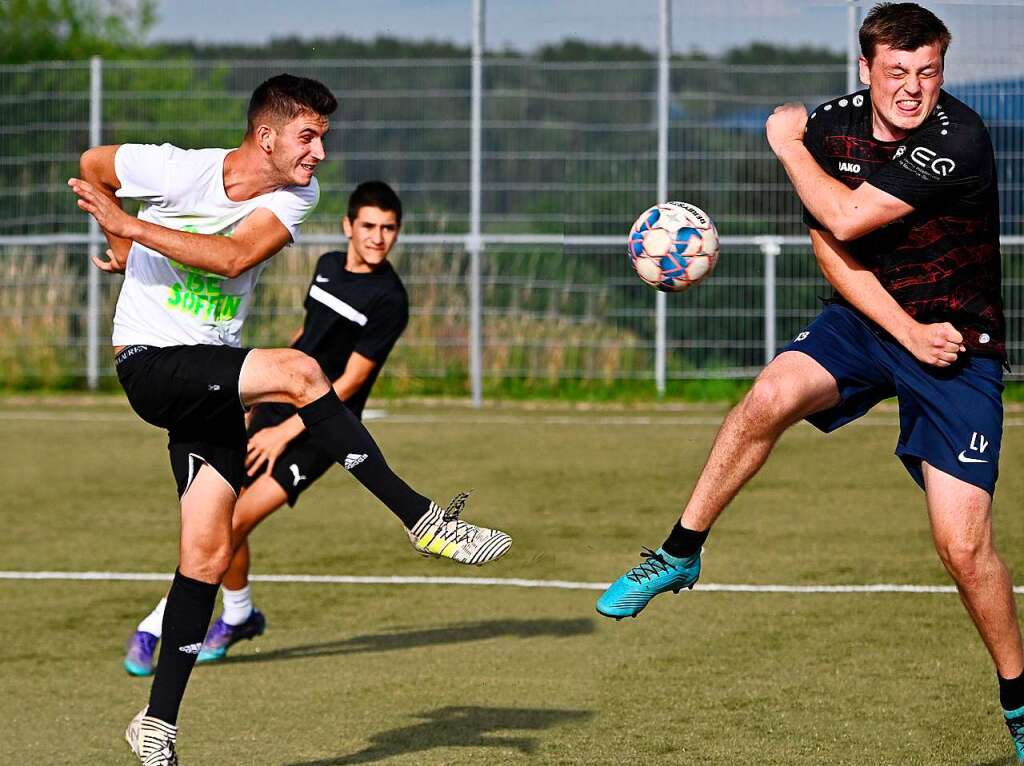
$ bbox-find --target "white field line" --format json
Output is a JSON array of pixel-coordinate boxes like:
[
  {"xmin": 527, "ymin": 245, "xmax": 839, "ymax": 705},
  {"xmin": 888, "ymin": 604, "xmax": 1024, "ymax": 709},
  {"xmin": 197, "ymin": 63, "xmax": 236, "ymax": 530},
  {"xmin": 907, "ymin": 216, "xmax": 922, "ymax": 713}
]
[
  {"xmin": 1, "ymin": 411, "xmax": 1022, "ymax": 428},
  {"xmin": 0, "ymin": 570, "xmax": 1007, "ymax": 594}
]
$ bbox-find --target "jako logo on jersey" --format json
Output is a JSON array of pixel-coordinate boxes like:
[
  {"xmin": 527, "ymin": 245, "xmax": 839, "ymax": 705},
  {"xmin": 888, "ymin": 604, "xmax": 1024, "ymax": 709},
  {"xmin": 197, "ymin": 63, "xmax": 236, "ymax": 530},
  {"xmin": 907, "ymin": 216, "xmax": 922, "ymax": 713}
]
[
  {"xmin": 910, "ymin": 146, "xmax": 956, "ymax": 177},
  {"xmin": 344, "ymin": 453, "xmax": 368, "ymax": 470},
  {"xmin": 289, "ymin": 464, "xmax": 307, "ymax": 486},
  {"xmin": 315, "ymin": 274, "xmax": 329, "ymax": 283},
  {"xmin": 838, "ymin": 161, "xmax": 861, "ymax": 173},
  {"xmin": 179, "ymin": 642, "xmax": 203, "ymax": 654},
  {"xmin": 794, "ymin": 331, "xmax": 810, "ymax": 342},
  {"xmin": 894, "ymin": 145, "xmax": 907, "ymax": 159}
]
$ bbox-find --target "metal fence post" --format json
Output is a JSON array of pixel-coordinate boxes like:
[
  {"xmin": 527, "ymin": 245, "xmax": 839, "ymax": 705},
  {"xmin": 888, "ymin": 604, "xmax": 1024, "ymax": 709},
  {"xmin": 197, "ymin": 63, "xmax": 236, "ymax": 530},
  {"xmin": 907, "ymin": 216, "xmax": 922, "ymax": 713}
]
[
  {"xmin": 655, "ymin": 0, "xmax": 670, "ymax": 394},
  {"xmin": 86, "ymin": 55, "xmax": 103, "ymax": 389},
  {"xmin": 469, "ymin": 0, "xmax": 484, "ymax": 406},
  {"xmin": 847, "ymin": 0, "xmax": 860, "ymax": 94},
  {"xmin": 761, "ymin": 238, "xmax": 781, "ymax": 366}
]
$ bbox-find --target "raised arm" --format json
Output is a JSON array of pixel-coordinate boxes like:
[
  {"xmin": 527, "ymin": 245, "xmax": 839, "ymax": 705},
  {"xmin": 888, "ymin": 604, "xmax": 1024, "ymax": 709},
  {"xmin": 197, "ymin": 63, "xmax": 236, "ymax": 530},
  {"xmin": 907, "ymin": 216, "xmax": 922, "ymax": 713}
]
[
  {"xmin": 78, "ymin": 145, "xmax": 133, "ymax": 272},
  {"xmin": 766, "ymin": 103, "xmax": 914, "ymax": 241},
  {"xmin": 69, "ymin": 168, "xmax": 291, "ymax": 279},
  {"xmin": 809, "ymin": 228, "xmax": 963, "ymax": 367}
]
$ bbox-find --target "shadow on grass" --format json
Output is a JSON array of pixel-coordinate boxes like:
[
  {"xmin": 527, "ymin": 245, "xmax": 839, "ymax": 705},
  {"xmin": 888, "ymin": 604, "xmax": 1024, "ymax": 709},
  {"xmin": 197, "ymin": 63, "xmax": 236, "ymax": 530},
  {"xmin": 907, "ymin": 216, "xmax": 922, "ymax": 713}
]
[
  {"xmin": 283, "ymin": 705, "xmax": 593, "ymax": 765},
  {"xmin": 212, "ymin": 617, "xmax": 594, "ymax": 667},
  {"xmin": 969, "ymin": 757, "xmax": 1017, "ymax": 766}
]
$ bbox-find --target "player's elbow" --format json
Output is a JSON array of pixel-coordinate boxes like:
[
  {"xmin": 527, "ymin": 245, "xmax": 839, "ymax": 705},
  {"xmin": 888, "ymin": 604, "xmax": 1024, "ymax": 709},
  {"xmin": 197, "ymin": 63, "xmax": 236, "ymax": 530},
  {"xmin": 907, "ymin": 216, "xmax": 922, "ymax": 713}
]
[
  {"xmin": 219, "ymin": 246, "xmax": 256, "ymax": 279},
  {"xmin": 79, "ymin": 147, "xmax": 105, "ymax": 180},
  {"xmin": 79, "ymin": 145, "xmax": 118, "ymax": 184}
]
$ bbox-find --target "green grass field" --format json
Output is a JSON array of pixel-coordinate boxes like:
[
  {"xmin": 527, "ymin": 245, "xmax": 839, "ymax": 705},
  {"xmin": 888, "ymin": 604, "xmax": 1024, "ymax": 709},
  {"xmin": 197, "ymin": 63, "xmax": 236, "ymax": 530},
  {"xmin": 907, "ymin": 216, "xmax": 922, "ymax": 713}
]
[{"xmin": 2, "ymin": 396, "xmax": 1023, "ymax": 765}]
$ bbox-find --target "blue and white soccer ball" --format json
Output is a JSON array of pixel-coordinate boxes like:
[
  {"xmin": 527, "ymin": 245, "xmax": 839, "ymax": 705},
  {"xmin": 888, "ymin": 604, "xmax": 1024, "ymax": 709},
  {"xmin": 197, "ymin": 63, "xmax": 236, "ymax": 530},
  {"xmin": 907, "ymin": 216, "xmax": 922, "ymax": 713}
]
[{"xmin": 627, "ymin": 201, "xmax": 719, "ymax": 292}]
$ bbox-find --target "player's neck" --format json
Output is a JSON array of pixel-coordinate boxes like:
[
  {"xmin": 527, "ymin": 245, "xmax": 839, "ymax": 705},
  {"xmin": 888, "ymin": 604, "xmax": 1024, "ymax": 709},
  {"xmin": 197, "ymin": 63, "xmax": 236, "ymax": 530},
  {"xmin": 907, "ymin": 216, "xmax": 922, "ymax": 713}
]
[
  {"xmin": 871, "ymin": 115, "xmax": 910, "ymax": 143},
  {"xmin": 222, "ymin": 143, "xmax": 287, "ymax": 201}
]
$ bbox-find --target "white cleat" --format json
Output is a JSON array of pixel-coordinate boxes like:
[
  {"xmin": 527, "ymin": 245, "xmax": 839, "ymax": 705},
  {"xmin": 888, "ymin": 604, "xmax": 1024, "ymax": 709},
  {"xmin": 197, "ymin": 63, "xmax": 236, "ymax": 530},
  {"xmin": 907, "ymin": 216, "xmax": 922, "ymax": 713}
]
[
  {"xmin": 408, "ymin": 492, "xmax": 512, "ymax": 565},
  {"xmin": 125, "ymin": 707, "xmax": 178, "ymax": 766}
]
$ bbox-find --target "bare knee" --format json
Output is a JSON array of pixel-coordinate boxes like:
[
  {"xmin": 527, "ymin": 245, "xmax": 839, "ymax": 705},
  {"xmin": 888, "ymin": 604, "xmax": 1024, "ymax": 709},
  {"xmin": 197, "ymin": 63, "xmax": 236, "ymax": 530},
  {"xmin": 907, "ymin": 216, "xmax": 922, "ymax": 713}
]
[
  {"xmin": 736, "ymin": 375, "xmax": 797, "ymax": 435},
  {"xmin": 180, "ymin": 540, "xmax": 233, "ymax": 583},
  {"xmin": 935, "ymin": 537, "xmax": 989, "ymax": 587},
  {"xmin": 280, "ymin": 351, "xmax": 329, "ymax": 406}
]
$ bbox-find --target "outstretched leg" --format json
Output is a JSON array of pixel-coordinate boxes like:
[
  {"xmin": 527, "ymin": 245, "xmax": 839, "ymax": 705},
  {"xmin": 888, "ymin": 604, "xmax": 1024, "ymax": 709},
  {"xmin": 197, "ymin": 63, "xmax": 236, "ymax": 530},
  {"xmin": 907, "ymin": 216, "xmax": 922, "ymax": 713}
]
[
  {"xmin": 238, "ymin": 348, "xmax": 511, "ymax": 565},
  {"xmin": 597, "ymin": 351, "xmax": 841, "ymax": 619}
]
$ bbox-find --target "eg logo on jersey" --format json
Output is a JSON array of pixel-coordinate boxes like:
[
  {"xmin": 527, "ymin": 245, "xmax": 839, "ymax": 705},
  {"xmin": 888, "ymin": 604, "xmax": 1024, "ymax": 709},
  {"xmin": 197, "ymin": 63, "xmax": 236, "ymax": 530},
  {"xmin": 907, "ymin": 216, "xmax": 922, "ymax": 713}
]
[{"xmin": 909, "ymin": 146, "xmax": 956, "ymax": 177}]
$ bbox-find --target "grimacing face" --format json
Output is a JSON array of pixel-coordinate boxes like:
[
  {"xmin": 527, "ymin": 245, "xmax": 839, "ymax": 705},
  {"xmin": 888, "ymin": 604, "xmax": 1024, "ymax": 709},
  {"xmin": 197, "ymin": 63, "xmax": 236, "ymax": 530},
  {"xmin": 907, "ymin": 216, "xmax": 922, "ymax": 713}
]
[
  {"xmin": 860, "ymin": 42, "xmax": 944, "ymax": 142},
  {"xmin": 266, "ymin": 110, "xmax": 329, "ymax": 187},
  {"xmin": 343, "ymin": 206, "xmax": 399, "ymax": 272}
]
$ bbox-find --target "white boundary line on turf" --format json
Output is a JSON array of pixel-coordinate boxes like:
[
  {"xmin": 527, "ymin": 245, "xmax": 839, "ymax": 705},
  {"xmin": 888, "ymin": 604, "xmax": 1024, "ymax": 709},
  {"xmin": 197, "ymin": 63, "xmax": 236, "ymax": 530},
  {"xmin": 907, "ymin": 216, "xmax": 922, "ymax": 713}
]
[
  {"xmin": 1, "ymin": 570, "xmax": 1011, "ymax": 594},
  {"xmin": 1, "ymin": 411, "xmax": 1022, "ymax": 428}
]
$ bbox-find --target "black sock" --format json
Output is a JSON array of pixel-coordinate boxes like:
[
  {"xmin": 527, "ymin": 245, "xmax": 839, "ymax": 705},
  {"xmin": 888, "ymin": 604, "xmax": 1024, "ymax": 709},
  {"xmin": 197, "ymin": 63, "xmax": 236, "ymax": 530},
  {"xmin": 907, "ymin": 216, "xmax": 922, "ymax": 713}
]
[
  {"xmin": 999, "ymin": 671, "xmax": 1024, "ymax": 711},
  {"xmin": 298, "ymin": 391, "xmax": 430, "ymax": 529},
  {"xmin": 661, "ymin": 521, "xmax": 709, "ymax": 559},
  {"xmin": 147, "ymin": 569, "xmax": 218, "ymax": 725}
]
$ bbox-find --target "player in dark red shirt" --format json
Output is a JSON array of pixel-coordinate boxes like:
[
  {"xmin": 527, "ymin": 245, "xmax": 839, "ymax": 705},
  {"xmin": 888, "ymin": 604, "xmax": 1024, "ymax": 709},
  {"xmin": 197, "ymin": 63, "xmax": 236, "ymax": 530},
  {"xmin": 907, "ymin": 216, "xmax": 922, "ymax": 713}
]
[{"xmin": 598, "ymin": 4, "xmax": 1022, "ymax": 758}]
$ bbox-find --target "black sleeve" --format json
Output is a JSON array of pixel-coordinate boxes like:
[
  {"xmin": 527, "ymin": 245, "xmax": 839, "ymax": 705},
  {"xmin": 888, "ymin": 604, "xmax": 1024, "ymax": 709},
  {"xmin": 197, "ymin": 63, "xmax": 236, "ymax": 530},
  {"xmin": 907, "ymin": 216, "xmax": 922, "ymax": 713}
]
[
  {"xmin": 801, "ymin": 107, "xmax": 830, "ymax": 230},
  {"xmin": 865, "ymin": 120, "xmax": 991, "ymax": 209},
  {"xmin": 355, "ymin": 292, "xmax": 409, "ymax": 362}
]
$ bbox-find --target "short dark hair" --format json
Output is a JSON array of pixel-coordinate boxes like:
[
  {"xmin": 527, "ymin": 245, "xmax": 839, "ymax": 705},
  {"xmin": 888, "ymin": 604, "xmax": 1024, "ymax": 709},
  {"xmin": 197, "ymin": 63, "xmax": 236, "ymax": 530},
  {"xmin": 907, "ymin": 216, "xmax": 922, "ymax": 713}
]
[
  {"xmin": 246, "ymin": 74, "xmax": 337, "ymax": 134},
  {"xmin": 860, "ymin": 3, "xmax": 951, "ymax": 62},
  {"xmin": 347, "ymin": 181, "xmax": 403, "ymax": 226}
]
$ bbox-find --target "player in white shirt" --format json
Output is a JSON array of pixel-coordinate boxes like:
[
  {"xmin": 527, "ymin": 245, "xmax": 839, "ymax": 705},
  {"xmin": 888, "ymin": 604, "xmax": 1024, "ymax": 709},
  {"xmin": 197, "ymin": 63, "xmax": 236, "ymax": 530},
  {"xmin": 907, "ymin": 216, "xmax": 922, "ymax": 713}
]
[{"xmin": 69, "ymin": 75, "xmax": 510, "ymax": 766}]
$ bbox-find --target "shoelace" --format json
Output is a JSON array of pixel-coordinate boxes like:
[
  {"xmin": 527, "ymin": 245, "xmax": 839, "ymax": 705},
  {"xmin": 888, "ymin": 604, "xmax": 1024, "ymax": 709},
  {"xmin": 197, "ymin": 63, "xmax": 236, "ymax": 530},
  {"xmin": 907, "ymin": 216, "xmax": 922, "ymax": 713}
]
[
  {"xmin": 1007, "ymin": 714, "xmax": 1024, "ymax": 743},
  {"xmin": 439, "ymin": 491, "xmax": 475, "ymax": 543},
  {"xmin": 626, "ymin": 547, "xmax": 676, "ymax": 584}
]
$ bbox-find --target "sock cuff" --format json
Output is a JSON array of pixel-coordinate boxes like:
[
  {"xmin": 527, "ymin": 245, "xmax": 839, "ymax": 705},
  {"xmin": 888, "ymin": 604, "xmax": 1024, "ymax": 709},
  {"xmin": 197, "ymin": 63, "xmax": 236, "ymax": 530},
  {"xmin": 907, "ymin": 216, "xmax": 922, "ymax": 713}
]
[
  {"xmin": 172, "ymin": 569, "xmax": 219, "ymax": 599},
  {"xmin": 297, "ymin": 390, "xmax": 346, "ymax": 427}
]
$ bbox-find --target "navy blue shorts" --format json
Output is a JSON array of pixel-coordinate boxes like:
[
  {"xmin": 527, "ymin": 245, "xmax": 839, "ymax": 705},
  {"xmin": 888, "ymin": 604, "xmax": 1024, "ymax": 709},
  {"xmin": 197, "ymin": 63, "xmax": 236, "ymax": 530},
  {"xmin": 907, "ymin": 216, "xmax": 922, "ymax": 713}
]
[{"xmin": 779, "ymin": 303, "xmax": 1004, "ymax": 496}]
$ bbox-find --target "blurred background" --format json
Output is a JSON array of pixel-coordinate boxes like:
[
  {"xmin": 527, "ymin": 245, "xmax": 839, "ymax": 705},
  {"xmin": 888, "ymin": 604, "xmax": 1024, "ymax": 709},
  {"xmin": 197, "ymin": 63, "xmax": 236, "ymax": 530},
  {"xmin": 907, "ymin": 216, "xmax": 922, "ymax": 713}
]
[{"xmin": 2, "ymin": 0, "xmax": 1022, "ymax": 400}]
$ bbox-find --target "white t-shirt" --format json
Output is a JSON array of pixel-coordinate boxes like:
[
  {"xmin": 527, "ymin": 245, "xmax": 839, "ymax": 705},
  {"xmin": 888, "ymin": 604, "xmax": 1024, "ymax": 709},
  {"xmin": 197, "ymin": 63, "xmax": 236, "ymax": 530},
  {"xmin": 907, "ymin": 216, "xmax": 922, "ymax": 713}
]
[{"xmin": 111, "ymin": 143, "xmax": 319, "ymax": 347}]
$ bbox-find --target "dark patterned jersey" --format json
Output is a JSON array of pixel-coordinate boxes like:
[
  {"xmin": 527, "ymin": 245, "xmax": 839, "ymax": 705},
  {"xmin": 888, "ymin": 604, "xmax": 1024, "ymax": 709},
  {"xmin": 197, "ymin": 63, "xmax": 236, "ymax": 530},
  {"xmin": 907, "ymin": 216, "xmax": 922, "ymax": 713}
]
[
  {"xmin": 802, "ymin": 88, "xmax": 1005, "ymax": 359},
  {"xmin": 293, "ymin": 252, "xmax": 409, "ymax": 416}
]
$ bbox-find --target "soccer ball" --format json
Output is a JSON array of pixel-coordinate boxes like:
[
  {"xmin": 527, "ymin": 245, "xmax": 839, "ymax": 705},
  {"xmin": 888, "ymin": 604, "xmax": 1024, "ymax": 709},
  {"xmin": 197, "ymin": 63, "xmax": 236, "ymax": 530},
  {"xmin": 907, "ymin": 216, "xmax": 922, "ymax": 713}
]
[{"xmin": 627, "ymin": 201, "xmax": 719, "ymax": 292}]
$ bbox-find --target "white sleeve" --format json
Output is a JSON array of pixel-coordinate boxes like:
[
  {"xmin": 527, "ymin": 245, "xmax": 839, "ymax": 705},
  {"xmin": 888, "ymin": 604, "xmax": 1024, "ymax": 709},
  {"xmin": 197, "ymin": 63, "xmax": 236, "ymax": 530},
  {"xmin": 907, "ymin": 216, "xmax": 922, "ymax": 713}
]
[
  {"xmin": 260, "ymin": 177, "xmax": 320, "ymax": 242},
  {"xmin": 114, "ymin": 143, "xmax": 177, "ymax": 205}
]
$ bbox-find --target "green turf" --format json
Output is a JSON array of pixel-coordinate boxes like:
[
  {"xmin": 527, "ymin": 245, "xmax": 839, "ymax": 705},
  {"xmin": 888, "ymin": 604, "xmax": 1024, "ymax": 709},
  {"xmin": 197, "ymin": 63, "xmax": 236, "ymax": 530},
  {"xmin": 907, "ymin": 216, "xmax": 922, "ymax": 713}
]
[{"xmin": 1, "ymin": 397, "xmax": 1022, "ymax": 765}]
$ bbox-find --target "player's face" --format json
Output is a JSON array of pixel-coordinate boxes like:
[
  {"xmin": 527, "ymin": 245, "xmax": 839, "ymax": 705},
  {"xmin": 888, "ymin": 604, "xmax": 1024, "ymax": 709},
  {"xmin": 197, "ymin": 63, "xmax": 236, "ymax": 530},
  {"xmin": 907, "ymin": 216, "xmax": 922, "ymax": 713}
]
[
  {"xmin": 271, "ymin": 111, "xmax": 329, "ymax": 187},
  {"xmin": 860, "ymin": 43, "xmax": 944, "ymax": 141},
  {"xmin": 343, "ymin": 206, "xmax": 400, "ymax": 272}
]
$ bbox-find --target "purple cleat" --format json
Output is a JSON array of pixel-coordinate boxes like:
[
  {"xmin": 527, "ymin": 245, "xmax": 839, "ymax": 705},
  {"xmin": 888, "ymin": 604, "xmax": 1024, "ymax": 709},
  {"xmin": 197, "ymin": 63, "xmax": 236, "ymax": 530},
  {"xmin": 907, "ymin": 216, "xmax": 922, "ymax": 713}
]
[
  {"xmin": 123, "ymin": 630, "xmax": 159, "ymax": 677},
  {"xmin": 197, "ymin": 609, "xmax": 266, "ymax": 663}
]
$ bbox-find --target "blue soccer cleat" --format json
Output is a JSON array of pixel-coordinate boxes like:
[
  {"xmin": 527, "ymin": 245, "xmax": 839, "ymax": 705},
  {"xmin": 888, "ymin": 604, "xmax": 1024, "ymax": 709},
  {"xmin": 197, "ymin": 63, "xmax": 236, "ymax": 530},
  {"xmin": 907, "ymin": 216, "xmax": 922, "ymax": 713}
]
[
  {"xmin": 196, "ymin": 609, "xmax": 266, "ymax": 663},
  {"xmin": 596, "ymin": 547, "xmax": 701, "ymax": 620},
  {"xmin": 123, "ymin": 630, "xmax": 159, "ymax": 677},
  {"xmin": 1005, "ymin": 704, "xmax": 1024, "ymax": 762}
]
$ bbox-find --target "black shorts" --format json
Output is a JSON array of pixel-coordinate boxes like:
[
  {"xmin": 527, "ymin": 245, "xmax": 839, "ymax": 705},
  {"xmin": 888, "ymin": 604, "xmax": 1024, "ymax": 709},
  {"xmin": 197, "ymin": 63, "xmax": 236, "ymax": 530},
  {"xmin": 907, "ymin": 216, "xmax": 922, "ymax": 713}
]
[
  {"xmin": 116, "ymin": 344, "xmax": 252, "ymax": 498},
  {"xmin": 243, "ymin": 401, "xmax": 357, "ymax": 507}
]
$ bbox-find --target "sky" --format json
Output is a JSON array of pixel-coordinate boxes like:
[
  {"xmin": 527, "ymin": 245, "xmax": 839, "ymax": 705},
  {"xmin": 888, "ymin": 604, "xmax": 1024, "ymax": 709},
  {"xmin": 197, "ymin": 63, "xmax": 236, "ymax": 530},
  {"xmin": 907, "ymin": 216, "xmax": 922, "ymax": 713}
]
[
  {"xmin": 148, "ymin": 0, "xmax": 1024, "ymax": 79},
  {"xmin": 148, "ymin": 0, "xmax": 854, "ymax": 54}
]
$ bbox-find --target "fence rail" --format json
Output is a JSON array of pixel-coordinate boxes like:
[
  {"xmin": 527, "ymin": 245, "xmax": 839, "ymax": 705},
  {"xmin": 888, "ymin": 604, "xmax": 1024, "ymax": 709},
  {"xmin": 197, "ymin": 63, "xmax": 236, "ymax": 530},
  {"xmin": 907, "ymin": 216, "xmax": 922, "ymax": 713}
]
[{"xmin": 2, "ymin": 0, "xmax": 1023, "ymax": 397}]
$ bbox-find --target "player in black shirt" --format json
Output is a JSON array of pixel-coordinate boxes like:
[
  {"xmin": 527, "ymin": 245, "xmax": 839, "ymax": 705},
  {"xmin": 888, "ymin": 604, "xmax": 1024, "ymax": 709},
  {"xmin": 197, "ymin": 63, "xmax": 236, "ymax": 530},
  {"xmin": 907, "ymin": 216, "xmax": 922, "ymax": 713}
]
[
  {"xmin": 598, "ymin": 5, "xmax": 1023, "ymax": 758},
  {"xmin": 124, "ymin": 182, "xmax": 511, "ymax": 670}
]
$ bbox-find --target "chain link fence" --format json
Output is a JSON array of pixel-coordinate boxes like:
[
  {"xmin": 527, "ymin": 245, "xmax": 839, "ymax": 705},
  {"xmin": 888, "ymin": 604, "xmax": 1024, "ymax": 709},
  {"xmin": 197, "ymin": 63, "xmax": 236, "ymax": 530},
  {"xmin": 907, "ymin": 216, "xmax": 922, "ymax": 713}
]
[{"xmin": 2, "ymin": 1, "xmax": 1022, "ymax": 392}]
